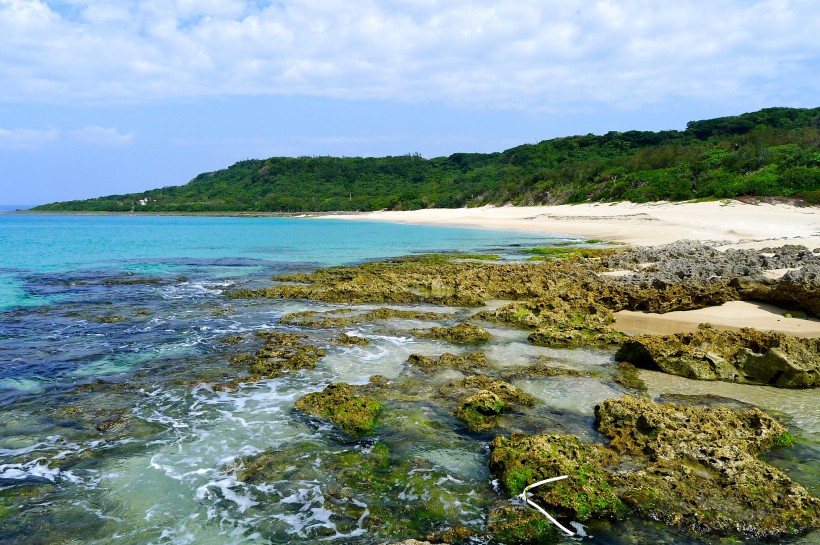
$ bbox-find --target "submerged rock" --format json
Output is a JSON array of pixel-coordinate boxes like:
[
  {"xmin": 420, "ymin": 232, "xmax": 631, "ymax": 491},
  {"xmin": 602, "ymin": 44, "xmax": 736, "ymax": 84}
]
[
  {"xmin": 440, "ymin": 376, "xmax": 535, "ymax": 407},
  {"xmin": 332, "ymin": 332, "xmax": 370, "ymax": 346},
  {"xmin": 615, "ymin": 325, "xmax": 820, "ymax": 387},
  {"xmin": 231, "ymin": 330, "xmax": 326, "ymax": 379},
  {"xmin": 414, "ymin": 322, "xmax": 492, "ymax": 344},
  {"xmin": 528, "ymin": 325, "xmax": 624, "ymax": 349},
  {"xmin": 595, "ymin": 395, "xmax": 820, "ymax": 539},
  {"xmin": 486, "ymin": 505, "xmax": 559, "ymax": 544},
  {"xmin": 406, "ymin": 351, "xmax": 488, "ymax": 372},
  {"xmin": 294, "ymin": 383, "xmax": 382, "ymax": 435}
]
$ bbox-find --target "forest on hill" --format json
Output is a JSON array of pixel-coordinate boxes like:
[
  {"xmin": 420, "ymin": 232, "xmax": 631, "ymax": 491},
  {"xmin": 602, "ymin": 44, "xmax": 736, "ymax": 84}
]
[{"xmin": 33, "ymin": 107, "xmax": 820, "ymax": 213}]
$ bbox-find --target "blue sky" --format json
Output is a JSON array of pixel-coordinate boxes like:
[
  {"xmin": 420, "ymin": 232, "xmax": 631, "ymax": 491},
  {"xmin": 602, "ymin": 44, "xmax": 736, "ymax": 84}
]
[{"xmin": 1, "ymin": 0, "xmax": 818, "ymax": 205}]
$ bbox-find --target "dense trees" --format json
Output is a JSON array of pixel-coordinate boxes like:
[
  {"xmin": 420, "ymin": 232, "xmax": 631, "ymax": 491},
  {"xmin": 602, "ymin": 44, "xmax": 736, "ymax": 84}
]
[{"xmin": 34, "ymin": 107, "xmax": 820, "ymax": 213}]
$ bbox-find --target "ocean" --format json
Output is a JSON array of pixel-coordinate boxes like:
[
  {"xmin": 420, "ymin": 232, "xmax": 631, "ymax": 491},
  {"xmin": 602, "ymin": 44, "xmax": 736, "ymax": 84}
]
[{"xmin": 0, "ymin": 214, "xmax": 817, "ymax": 545}]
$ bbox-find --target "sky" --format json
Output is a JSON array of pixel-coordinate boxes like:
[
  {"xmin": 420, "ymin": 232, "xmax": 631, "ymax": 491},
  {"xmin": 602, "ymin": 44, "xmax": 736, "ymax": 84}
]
[{"xmin": 0, "ymin": 0, "xmax": 818, "ymax": 205}]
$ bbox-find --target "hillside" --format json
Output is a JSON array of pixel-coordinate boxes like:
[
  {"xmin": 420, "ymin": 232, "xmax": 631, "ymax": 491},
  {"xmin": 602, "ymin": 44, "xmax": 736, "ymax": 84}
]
[{"xmin": 33, "ymin": 107, "xmax": 820, "ymax": 213}]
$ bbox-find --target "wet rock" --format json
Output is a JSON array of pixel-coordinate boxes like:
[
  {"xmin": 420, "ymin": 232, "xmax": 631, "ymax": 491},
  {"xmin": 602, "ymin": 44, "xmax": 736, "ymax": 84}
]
[
  {"xmin": 612, "ymin": 362, "xmax": 647, "ymax": 394},
  {"xmin": 236, "ymin": 440, "xmax": 491, "ymax": 541},
  {"xmin": 91, "ymin": 315, "xmax": 128, "ymax": 324},
  {"xmin": 218, "ymin": 334, "xmax": 244, "ymax": 345},
  {"xmin": 439, "ymin": 376, "xmax": 535, "ymax": 407},
  {"xmin": 294, "ymin": 383, "xmax": 382, "ymax": 435},
  {"xmin": 384, "ymin": 539, "xmax": 444, "ymax": 545},
  {"xmin": 595, "ymin": 395, "xmax": 820, "ymax": 538},
  {"xmin": 486, "ymin": 505, "xmax": 559, "ymax": 544},
  {"xmin": 231, "ymin": 331, "xmax": 326, "ymax": 379},
  {"xmin": 489, "ymin": 433, "xmax": 625, "ymax": 521},
  {"xmin": 455, "ymin": 390, "xmax": 506, "ymax": 432},
  {"xmin": 332, "ymin": 333, "xmax": 370, "ymax": 346},
  {"xmin": 500, "ymin": 362, "xmax": 590, "ymax": 381},
  {"xmin": 528, "ymin": 325, "xmax": 624, "ymax": 349},
  {"xmin": 414, "ymin": 323, "xmax": 492, "ymax": 344},
  {"xmin": 407, "ymin": 352, "xmax": 487, "ymax": 372},
  {"xmin": 615, "ymin": 325, "xmax": 820, "ymax": 387},
  {"xmin": 424, "ymin": 525, "xmax": 478, "ymax": 544}
]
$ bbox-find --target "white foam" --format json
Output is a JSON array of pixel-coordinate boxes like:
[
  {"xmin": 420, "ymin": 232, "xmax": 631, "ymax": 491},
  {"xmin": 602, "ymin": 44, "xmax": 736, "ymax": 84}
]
[{"xmin": 0, "ymin": 458, "xmax": 79, "ymax": 483}]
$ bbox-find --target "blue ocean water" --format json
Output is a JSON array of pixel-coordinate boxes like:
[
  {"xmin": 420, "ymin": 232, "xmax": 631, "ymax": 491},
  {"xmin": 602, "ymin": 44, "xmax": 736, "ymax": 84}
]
[{"xmin": 0, "ymin": 213, "xmax": 549, "ymax": 310}]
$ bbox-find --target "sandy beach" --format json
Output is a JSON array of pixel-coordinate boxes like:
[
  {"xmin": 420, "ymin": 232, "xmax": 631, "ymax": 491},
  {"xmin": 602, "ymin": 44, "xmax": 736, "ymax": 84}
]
[
  {"xmin": 324, "ymin": 199, "xmax": 820, "ymax": 337},
  {"xmin": 323, "ymin": 200, "xmax": 820, "ymax": 250}
]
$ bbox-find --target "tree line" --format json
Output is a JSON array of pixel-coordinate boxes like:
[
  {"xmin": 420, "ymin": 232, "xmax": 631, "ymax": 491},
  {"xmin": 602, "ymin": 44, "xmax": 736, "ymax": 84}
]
[{"xmin": 33, "ymin": 107, "xmax": 820, "ymax": 213}]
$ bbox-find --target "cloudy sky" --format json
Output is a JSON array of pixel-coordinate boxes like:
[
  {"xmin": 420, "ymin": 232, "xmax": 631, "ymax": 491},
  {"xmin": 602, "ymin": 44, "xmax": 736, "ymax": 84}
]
[{"xmin": 1, "ymin": 0, "xmax": 818, "ymax": 205}]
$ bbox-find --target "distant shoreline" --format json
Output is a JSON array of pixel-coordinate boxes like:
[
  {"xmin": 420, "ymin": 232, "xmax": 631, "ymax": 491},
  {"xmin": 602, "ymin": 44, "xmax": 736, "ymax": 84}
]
[{"xmin": 16, "ymin": 199, "xmax": 820, "ymax": 250}]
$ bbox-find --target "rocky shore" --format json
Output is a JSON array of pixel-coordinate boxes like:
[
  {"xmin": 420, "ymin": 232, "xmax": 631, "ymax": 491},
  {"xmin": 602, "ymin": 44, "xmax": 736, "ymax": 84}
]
[{"xmin": 225, "ymin": 240, "xmax": 820, "ymax": 543}]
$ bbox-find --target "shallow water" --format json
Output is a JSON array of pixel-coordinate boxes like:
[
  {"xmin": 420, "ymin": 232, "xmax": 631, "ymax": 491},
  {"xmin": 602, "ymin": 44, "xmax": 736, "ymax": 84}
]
[{"xmin": 0, "ymin": 215, "xmax": 818, "ymax": 545}]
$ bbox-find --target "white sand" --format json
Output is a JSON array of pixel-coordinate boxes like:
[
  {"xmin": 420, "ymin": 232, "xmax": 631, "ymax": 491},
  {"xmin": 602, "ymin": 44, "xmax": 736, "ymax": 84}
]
[
  {"xmin": 322, "ymin": 200, "xmax": 820, "ymax": 249},
  {"xmin": 321, "ymin": 200, "xmax": 820, "ymax": 335},
  {"xmin": 614, "ymin": 301, "xmax": 820, "ymax": 338}
]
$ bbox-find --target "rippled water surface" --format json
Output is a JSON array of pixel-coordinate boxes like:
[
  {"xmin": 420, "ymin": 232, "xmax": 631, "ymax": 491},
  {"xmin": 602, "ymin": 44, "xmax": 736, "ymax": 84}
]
[{"xmin": 1, "ymin": 214, "xmax": 817, "ymax": 545}]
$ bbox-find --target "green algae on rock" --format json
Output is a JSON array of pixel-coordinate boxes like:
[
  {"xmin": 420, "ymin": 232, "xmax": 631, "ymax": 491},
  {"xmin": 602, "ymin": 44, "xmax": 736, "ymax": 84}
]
[
  {"xmin": 615, "ymin": 325, "xmax": 820, "ymax": 387},
  {"xmin": 281, "ymin": 307, "xmax": 453, "ymax": 328},
  {"xmin": 231, "ymin": 330, "xmax": 326, "ymax": 379},
  {"xmin": 439, "ymin": 375, "xmax": 535, "ymax": 407},
  {"xmin": 407, "ymin": 351, "xmax": 488, "ymax": 372},
  {"xmin": 595, "ymin": 395, "xmax": 820, "ymax": 539},
  {"xmin": 486, "ymin": 505, "xmax": 559, "ymax": 545},
  {"xmin": 455, "ymin": 390, "xmax": 506, "ymax": 432},
  {"xmin": 414, "ymin": 322, "xmax": 492, "ymax": 343},
  {"xmin": 294, "ymin": 383, "xmax": 382, "ymax": 435},
  {"xmin": 332, "ymin": 332, "xmax": 370, "ymax": 346},
  {"xmin": 235, "ymin": 439, "xmax": 493, "ymax": 541},
  {"xmin": 489, "ymin": 433, "xmax": 626, "ymax": 521},
  {"xmin": 500, "ymin": 361, "xmax": 591, "ymax": 381}
]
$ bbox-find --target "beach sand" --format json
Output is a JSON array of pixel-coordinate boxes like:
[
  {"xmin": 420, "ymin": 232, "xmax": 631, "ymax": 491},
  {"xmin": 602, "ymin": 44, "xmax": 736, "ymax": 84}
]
[
  {"xmin": 323, "ymin": 200, "xmax": 820, "ymax": 336},
  {"xmin": 322, "ymin": 200, "xmax": 820, "ymax": 250}
]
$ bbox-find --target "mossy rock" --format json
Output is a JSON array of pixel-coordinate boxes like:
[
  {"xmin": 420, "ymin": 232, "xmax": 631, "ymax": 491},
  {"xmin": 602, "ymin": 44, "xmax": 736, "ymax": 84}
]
[
  {"xmin": 440, "ymin": 375, "xmax": 535, "ymax": 407},
  {"xmin": 615, "ymin": 326, "xmax": 820, "ymax": 387},
  {"xmin": 231, "ymin": 330, "xmax": 326, "ymax": 379},
  {"xmin": 455, "ymin": 390, "xmax": 505, "ymax": 432},
  {"xmin": 332, "ymin": 333, "xmax": 370, "ymax": 346},
  {"xmin": 487, "ymin": 505, "xmax": 559, "ymax": 544},
  {"xmin": 501, "ymin": 361, "xmax": 590, "ymax": 381},
  {"xmin": 92, "ymin": 315, "xmax": 128, "ymax": 324},
  {"xmin": 294, "ymin": 383, "xmax": 382, "ymax": 435},
  {"xmin": 415, "ymin": 322, "xmax": 492, "ymax": 344},
  {"xmin": 528, "ymin": 325, "xmax": 624, "ymax": 349},
  {"xmin": 489, "ymin": 433, "xmax": 625, "ymax": 521},
  {"xmin": 407, "ymin": 351, "xmax": 488, "ymax": 372},
  {"xmin": 595, "ymin": 395, "xmax": 820, "ymax": 538},
  {"xmin": 612, "ymin": 361, "xmax": 647, "ymax": 394}
]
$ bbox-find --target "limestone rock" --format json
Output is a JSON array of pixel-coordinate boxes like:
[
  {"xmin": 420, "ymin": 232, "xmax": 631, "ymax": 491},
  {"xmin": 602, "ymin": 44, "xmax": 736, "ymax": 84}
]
[
  {"xmin": 615, "ymin": 326, "xmax": 820, "ymax": 387},
  {"xmin": 294, "ymin": 383, "xmax": 382, "ymax": 435}
]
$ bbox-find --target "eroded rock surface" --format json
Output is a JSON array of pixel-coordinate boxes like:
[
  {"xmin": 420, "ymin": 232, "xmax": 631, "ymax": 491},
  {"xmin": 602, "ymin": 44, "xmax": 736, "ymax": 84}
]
[
  {"xmin": 596, "ymin": 395, "xmax": 820, "ymax": 538},
  {"xmin": 414, "ymin": 322, "xmax": 492, "ymax": 344},
  {"xmin": 616, "ymin": 325, "xmax": 820, "ymax": 387},
  {"xmin": 294, "ymin": 382, "xmax": 382, "ymax": 435}
]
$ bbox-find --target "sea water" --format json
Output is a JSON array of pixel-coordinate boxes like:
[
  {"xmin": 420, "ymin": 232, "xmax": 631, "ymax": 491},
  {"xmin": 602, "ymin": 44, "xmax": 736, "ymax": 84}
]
[{"xmin": 0, "ymin": 214, "xmax": 817, "ymax": 545}]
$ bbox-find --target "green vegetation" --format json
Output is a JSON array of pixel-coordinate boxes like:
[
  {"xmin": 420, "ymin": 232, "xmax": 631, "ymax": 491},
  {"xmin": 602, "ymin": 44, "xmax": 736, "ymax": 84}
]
[{"xmin": 33, "ymin": 107, "xmax": 820, "ymax": 212}]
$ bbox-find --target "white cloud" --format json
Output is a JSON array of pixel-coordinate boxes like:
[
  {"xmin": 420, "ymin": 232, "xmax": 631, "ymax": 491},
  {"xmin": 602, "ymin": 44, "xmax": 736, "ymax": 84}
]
[
  {"xmin": 0, "ymin": 125, "xmax": 134, "ymax": 149},
  {"xmin": 69, "ymin": 125, "xmax": 135, "ymax": 146},
  {"xmin": 0, "ymin": 0, "xmax": 817, "ymax": 110},
  {"xmin": 0, "ymin": 127, "xmax": 59, "ymax": 149}
]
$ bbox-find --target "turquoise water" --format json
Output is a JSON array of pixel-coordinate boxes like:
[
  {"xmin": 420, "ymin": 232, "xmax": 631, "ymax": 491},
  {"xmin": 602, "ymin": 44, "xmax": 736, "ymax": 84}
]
[
  {"xmin": 0, "ymin": 214, "xmax": 547, "ymax": 310},
  {"xmin": 0, "ymin": 214, "xmax": 817, "ymax": 545}
]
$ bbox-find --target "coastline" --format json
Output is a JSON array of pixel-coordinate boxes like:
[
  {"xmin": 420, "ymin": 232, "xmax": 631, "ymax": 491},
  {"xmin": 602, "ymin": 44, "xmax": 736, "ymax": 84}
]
[
  {"xmin": 320, "ymin": 199, "xmax": 820, "ymax": 250},
  {"xmin": 323, "ymin": 199, "xmax": 820, "ymax": 338}
]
